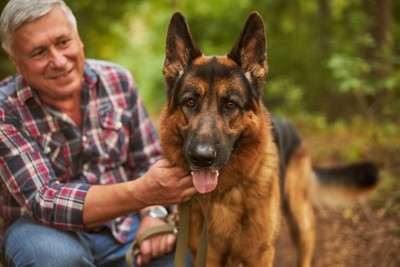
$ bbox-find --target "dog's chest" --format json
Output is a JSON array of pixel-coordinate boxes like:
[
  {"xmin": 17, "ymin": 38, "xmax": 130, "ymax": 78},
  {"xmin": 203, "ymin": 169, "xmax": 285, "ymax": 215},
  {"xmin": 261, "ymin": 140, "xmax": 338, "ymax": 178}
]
[{"xmin": 194, "ymin": 188, "xmax": 250, "ymax": 237}]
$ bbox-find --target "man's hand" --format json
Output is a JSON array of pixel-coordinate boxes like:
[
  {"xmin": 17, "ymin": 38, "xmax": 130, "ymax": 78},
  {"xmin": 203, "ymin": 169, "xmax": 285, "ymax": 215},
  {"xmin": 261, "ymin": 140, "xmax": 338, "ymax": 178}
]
[
  {"xmin": 137, "ymin": 159, "xmax": 198, "ymax": 206},
  {"xmin": 135, "ymin": 216, "xmax": 176, "ymax": 266}
]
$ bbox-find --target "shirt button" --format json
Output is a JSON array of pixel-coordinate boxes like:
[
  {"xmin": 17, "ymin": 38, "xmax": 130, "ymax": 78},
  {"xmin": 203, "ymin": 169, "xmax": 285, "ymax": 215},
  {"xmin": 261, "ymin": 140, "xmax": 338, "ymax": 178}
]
[
  {"xmin": 44, "ymin": 146, "xmax": 51, "ymax": 154},
  {"xmin": 83, "ymin": 163, "xmax": 90, "ymax": 171}
]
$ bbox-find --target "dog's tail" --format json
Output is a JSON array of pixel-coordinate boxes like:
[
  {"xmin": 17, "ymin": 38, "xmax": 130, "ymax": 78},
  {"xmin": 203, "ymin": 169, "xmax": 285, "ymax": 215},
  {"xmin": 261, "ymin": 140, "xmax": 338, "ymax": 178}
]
[{"xmin": 309, "ymin": 161, "xmax": 379, "ymax": 209}]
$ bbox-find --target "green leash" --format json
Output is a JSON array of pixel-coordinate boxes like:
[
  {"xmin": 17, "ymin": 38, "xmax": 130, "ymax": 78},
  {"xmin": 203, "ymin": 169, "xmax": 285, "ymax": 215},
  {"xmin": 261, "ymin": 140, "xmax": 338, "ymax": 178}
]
[{"xmin": 174, "ymin": 196, "xmax": 208, "ymax": 267}]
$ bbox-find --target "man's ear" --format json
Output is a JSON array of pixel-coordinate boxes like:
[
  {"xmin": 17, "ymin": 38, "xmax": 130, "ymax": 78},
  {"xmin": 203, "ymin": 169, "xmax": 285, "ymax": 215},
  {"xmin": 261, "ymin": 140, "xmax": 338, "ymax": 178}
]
[{"xmin": 8, "ymin": 54, "xmax": 20, "ymax": 73}]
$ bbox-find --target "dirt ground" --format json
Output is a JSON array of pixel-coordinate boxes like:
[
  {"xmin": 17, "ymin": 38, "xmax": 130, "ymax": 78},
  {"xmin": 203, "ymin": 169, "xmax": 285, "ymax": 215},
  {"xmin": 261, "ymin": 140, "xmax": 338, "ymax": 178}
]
[
  {"xmin": 274, "ymin": 191, "xmax": 400, "ymax": 267},
  {"xmin": 270, "ymin": 117, "xmax": 400, "ymax": 267}
]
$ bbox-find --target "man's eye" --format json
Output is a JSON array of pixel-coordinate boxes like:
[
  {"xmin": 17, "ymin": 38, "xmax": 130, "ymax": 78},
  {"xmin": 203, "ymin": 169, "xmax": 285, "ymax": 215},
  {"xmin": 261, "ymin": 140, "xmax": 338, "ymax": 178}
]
[
  {"xmin": 58, "ymin": 39, "xmax": 71, "ymax": 48},
  {"xmin": 31, "ymin": 50, "xmax": 45, "ymax": 58}
]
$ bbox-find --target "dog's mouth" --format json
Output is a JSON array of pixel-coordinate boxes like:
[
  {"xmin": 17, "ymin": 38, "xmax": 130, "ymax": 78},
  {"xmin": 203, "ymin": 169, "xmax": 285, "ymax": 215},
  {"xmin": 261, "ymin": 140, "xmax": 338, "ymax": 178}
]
[{"xmin": 191, "ymin": 170, "xmax": 219, "ymax": 194}]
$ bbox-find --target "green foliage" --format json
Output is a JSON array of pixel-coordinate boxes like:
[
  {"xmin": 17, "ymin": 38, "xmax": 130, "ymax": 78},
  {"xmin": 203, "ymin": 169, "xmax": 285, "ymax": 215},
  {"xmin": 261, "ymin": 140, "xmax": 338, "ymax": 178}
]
[
  {"xmin": 264, "ymin": 77, "xmax": 305, "ymax": 114},
  {"xmin": 1, "ymin": 0, "xmax": 399, "ymax": 119},
  {"xmin": 328, "ymin": 54, "xmax": 373, "ymax": 94}
]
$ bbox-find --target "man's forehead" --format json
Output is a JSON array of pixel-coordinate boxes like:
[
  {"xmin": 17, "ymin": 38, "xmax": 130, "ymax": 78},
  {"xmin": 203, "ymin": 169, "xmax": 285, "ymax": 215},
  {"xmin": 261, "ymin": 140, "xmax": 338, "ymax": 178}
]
[
  {"xmin": 12, "ymin": 7, "xmax": 73, "ymax": 50},
  {"xmin": 16, "ymin": 6, "xmax": 72, "ymax": 32}
]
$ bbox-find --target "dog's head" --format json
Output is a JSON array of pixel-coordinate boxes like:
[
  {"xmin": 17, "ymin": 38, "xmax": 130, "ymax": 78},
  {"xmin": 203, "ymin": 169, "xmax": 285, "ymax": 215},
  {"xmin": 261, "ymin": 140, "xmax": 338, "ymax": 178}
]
[{"xmin": 160, "ymin": 12, "xmax": 269, "ymax": 194}]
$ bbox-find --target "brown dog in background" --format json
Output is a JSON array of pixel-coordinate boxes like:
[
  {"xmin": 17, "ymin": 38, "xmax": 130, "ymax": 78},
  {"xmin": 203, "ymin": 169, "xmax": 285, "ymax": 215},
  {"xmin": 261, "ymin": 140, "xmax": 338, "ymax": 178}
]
[{"xmin": 158, "ymin": 11, "xmax": 378, "ymax": 267}]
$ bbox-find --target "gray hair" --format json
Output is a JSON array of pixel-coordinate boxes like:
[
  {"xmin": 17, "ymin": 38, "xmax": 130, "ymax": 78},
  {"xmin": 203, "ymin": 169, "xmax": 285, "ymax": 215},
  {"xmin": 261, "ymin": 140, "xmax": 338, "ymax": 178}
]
[{"xmin": 0, "ymin": 0, "xmax": 78, "ymax": 56}]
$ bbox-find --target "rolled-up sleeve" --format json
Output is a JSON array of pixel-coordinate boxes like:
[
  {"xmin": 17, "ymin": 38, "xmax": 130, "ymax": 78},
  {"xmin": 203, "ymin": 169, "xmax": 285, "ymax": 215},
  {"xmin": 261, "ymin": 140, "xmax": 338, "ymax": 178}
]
[{"xmin": 0, "ymin": 122, "xmax": 89, "ymax": 231}]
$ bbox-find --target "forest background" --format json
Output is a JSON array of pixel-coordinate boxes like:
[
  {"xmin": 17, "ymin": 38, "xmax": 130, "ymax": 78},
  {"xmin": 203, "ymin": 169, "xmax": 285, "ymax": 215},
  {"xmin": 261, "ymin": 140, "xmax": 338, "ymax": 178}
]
[{"xmin": 1, "ymin": 0, "xmax": 399, "ymax": 265}]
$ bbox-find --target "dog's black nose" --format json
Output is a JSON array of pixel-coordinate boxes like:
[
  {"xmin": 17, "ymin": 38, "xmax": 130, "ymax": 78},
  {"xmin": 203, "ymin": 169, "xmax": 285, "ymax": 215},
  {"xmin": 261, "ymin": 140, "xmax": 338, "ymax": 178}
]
[{"xmin": 190, "ymin": 143, "xmax": 216, "ymax": 168}]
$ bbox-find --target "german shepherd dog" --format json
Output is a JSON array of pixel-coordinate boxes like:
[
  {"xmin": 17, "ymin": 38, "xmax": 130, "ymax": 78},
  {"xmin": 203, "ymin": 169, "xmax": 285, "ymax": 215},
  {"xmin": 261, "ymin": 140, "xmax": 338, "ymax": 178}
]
[{"xmin": 158, "ymin": 12, "xmax": 378, "ymax": 267}]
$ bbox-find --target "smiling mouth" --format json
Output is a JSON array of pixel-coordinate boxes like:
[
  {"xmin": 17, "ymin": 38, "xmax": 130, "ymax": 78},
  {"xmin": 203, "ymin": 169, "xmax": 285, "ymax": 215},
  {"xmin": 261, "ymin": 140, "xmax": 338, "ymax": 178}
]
[{"xmin": 50, "ymin": 68, "xmax": 73, "ymax": 80}]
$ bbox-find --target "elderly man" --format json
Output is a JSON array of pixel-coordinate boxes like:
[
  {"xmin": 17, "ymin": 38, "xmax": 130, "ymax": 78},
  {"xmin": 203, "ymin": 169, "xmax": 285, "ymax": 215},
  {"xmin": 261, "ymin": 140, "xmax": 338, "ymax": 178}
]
[{"xmin": 0, "ymin": 0, "xmax": 196, "ymax": 266}]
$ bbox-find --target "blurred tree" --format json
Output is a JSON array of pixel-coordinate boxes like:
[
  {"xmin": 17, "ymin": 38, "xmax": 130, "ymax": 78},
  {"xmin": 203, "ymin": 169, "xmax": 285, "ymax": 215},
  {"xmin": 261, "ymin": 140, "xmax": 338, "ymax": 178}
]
[
  {"xmin": 361, "ymin": 0, "xmax": 395, "ymax": 120},
  {"xmin": 327, "ymin": 0, "xmax": 398, "ymax": 121},
  {"xmin": 0, "ymin": 0, "xmax": 398, "ymax": 121},
  {"xmin": 362, "ymin": 0, "xmax": 393, "ymax": 81}
]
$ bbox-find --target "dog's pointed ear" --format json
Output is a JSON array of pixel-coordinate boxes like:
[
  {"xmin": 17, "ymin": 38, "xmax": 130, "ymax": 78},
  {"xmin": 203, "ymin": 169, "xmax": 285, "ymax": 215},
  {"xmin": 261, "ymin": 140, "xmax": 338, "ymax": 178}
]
[
  {"xmin": 163, "ymin": 12, "xmax": 202, "ymax": 93},
  {"xmin": 227, "ymin": 12, "xmax": 268, "ymax": 98}
]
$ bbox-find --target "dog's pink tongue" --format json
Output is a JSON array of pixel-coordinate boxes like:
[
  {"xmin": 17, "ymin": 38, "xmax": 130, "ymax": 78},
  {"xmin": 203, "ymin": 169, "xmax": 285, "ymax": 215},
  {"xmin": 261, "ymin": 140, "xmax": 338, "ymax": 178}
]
[{"xmin": 191, "ymin": 170, "xmax": 219, "ymax": 194}]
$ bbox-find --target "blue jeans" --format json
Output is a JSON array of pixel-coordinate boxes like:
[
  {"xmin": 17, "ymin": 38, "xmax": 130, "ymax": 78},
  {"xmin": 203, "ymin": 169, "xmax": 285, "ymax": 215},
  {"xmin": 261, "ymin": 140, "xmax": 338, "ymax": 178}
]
[{"xmin": 1, "ymin": 215, "xmax": 191, "ymax": 267}]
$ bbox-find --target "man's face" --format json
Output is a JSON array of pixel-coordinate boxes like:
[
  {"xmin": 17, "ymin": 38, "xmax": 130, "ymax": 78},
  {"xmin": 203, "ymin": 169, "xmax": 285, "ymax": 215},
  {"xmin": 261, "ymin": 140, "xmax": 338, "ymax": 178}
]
[{"xmin": 9, "ymin": 6, "xmax": 85, "ymax": 103}]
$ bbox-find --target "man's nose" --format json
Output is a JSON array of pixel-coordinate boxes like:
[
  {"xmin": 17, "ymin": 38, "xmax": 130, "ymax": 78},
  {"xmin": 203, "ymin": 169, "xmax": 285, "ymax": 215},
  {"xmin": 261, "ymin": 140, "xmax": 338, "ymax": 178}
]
[{"xmin": 48, "ymin": 48, "xmax": 67, "ymax": 68}]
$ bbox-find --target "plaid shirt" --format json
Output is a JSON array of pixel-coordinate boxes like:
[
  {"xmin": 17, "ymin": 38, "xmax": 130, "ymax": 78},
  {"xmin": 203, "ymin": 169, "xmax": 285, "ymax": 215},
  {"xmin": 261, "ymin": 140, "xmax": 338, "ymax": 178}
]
[{"xmin": 0, "ymin": 59, "xmax": 162, "ymax": 245}]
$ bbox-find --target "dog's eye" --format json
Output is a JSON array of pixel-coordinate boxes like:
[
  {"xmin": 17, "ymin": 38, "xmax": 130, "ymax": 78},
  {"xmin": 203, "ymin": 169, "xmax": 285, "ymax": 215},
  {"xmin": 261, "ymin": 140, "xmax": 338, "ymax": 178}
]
[
  {"xmin": 184, "ymin": 99, "xmax": 196, "ymax": 108},
  {"xmin": 225, "ymin": 101, "xmax": 237, "ymax": 110}
]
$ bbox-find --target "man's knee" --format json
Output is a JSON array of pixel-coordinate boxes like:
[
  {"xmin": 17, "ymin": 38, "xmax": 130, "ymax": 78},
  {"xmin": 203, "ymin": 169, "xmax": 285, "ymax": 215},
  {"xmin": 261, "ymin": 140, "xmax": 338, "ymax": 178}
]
[{"xmin": 3, "ymin": 216, "xmax": 93, "ymax": 267}]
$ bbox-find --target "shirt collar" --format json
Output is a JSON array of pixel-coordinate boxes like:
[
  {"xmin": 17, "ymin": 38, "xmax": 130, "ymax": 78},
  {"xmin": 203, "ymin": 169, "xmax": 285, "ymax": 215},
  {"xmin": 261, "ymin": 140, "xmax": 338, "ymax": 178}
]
[
  {"xmin": 15, "ymin": 76, "xmax": 39, "ymax": 105},
  {"xmin": 82, "ymin": 61, "xmax": 98, "ymax": 89}
]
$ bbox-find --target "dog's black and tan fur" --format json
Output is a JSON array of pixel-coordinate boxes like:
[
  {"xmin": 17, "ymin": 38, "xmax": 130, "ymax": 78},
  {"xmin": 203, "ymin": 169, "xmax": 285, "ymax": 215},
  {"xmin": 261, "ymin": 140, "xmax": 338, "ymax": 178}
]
[{"xmin": 158, "ymin": 12, "xmax": 378, "ymax": 267}]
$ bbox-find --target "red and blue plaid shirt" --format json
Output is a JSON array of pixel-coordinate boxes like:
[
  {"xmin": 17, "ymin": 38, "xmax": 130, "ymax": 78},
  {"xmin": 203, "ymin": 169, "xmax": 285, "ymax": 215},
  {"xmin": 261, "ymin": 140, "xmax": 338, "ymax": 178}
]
[{"xmin": 0, "ymin": 59, "xmax": 162, "ymax": 245}]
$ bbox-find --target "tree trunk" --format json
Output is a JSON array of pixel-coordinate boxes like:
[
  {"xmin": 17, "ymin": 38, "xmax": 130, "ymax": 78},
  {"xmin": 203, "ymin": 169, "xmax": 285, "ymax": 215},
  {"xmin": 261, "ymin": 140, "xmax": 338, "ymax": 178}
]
[
  {"xmin": 362, "ymin": 0, "xmax": 394, "ymax": 118},
  {"xmin": 363, "ymin": 0, "xmax": 393, "ymax": 76}
]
